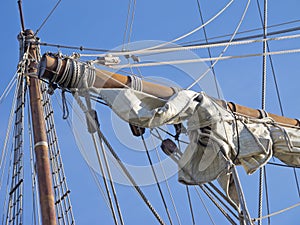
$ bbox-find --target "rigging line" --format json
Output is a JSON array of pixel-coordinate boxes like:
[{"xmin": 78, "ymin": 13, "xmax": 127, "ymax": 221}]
[
  {"xmin": 72, "ymin": 92, "xmax": 167, "ymax": 225},
  {"xmin": 267, "ymin": 162, "xmax": 300, "ymax": 169},
  {"xmin": 17, "ymin": 0, "xmax": 25, "ymax": 32},
  {"xmin": 163, "ymin": 140, "xmax": 238, "ymax": 224},
  {"xmin": 195, "ymin": 0, "xmax": 221, "ymax": 99},
  {"xmin": 140, "ymin": 134, "xmax": 174, "ymax": 225},
  {"xmin": 37, "ymin": 41, "xmax": 110, "ymax": 52},
  {"xmin": 0, "ymin": 75, "xmax": 22, "ymax": 191},
  {"xmin": 122, "ymin": 0, "xmax": 132, "ymax": 50},
  {"xmin": 178, "ymin": 19, "xmax": 300, "ymax": 47},
  {"xmin": 253, "ymin": 201, "xmax": 300, "ymax": 221},
  {"xmin": 187, "ymin": 0, "xmax": 250, "ymax": 90},
  {"xmin": 113, "ymin": 0, "xmax": 234, "ymax": 56},
  {"xmin": 98, "ymin": 135, "xmax": 125, "ymax": 225},
  {"xmin": 126, "ymin": 0, "xmax": 136, "ymax": 46},
  {"xmin": 185, "ymin": 186, "xmax": 196, "ymax": 225},
  {"xmin": 91, "ymin": 134, "xmax": 120, "ymax": 225},
  {"xmin": 259, "ymin": 1, "xmax": 300, "ymax": 201},
  {"xmin": 0, "ymin": 73, "xmax": 17, "ymax": 105},
  {"xmin": 56, "ymin": 93, "xmax": 112, "ymax": 210},
  {"xmin": 95, "ymin": 129, "xmax": 167, "ymax": 225},
  {"xmin": 41, "ymin": 20, "xmax": 300, "ymax": 57},
  {"xmin": 264, "ymin": 168, "xmax": 271, "ymax": 225},
  {"xmin": 1, "ymin": 147, "xmax": 13, "ymax": 225},
  {"xmin": 256, "ymin": 0, "xmax": 284, "ymax": 116},
  {"xmin": 193, "ymin": 187, "xmax": 217, "ymax": 225},
  {"xmin": 35, "ymin": 0, "xmax": 62, "ymax": 35},
  {"xmin": 80, "ymin": 29, "xmax": 300, "ymax": 57},
  {"xmin": 258, "ymin": 0, "xmax": 268, "ymax": 224},
  {"xmin": 152, "ymin": 135, "xmax": 182, "ymax": 225},
  {"xmin": 110, "ymin": 46, "xmax": 300, "ymax": 69},
  {"xmin": 27, "ymin": 92, "xmax": 41, "ymax": 225}
]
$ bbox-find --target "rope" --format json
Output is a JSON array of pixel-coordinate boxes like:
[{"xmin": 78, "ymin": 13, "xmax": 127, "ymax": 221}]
[
  {"xmin": 187, "ymin": 0, "xmax": 250, "ymax": 90},
  {"xmin": 5, "ymin": 70, "xmax": 26, "ymax": 225},
  {"xmin": 35, "ymin": 0, "xmax": 62, "ymax": 35},
  {"xmin": 91, "ymin": 134, "xmax": 120, "ymax": 225},
  {"xmin": 112, "ymin": 0, "xmax": 234, "ymax": 57},
  {"xmin": 253, "ymin": 202, "xmax": 300, "ymax": 221},
  {"xmin": 110, "ymin": 46, "xmax": 300, "ymax": 70},
  {"xmin": 186, "ymin": 186, "xmax": 196, "ymax": 225},
  {"xmin": 141, "ymin": 135, "xmax": 173, "ymax": 225},
  {"xmin": 152, "ymin": 137, "xmax": 182, "ymax": 225},
  {"xmin": 80, "ymin": 32, "xmax": 300, "ymax": 58},
  {"xmin": 73, "ymin": 92, "xmax": 167, "ymax": 225},
  {"xmin": 41, "ymin": 83, "xmax": 75, "ymax": 225},
  {"xmin": 195, "ymin": 0, "xmax": 221, "ymax": 99},
  {"xmin": 258, "ymin": 1, "xmax": 268, "ymax": 224},
  {"xmin": 0, "ymin": 73, "xmax": 17, "ymax": 105}
]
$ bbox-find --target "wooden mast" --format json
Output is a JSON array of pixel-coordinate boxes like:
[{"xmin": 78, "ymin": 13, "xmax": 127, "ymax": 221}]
[
  {"xmin": 40, "ymin": 54, "xmax": 300, "ymax": 128},
  {"xmin": 23, "ymin": 30, "xmax": 57, "ymax": 225}
]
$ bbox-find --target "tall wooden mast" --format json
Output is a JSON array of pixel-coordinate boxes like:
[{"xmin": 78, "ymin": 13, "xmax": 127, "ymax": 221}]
[{"xmin": 22, "ymin": 29, "xmax": 57, "ymax": 225}]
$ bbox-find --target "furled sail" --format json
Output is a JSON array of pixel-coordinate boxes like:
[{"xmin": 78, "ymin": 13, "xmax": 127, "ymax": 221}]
[{"xmin": 96, "ymin": 88, "xmax": 300, "ymax": 204}]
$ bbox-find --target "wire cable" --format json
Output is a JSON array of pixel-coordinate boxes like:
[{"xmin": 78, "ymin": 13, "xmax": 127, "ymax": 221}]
[{"xmin": 35, "ymin": 0, "xmax": 62, "ymax": 35}]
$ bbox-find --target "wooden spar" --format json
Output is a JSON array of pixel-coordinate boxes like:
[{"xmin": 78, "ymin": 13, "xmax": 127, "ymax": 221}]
[
  {"xmin": 23, "ymin": 30, "xmax": 57, "ymax": 225},
  {"xmin": 40, "ymin": 54, "xmax": 300, "ymax": 128}
]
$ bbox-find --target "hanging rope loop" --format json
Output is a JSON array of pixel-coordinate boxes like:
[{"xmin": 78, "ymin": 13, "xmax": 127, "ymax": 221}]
[{"xmin": 61, "ymin": 89, "xmax": 69, "ymax": 119}]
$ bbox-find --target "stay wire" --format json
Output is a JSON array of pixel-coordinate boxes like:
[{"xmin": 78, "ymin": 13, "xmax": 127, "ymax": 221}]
[
  {"xmin": 122, "ymin": 0, "xmax": 132, "ymax": 50},
  {"xmin": 73, "ymin": 93, "xmax": 167, "ymax": 225},
  {"xmin": 186, "ymin": 186, "xmax": 196, "ymax": 225},
  {"xmin": 258, "ymin": 1, "xmax": 268, "ymax": 224},
  {"xmin": 195, "ymin": 0, "xmax": 221, "ymax": 99},
  {"xmin": 258, "ymin": 0, "xmax": 300, "ymax": 199},
  {"xmin": 152, "ymin": 135, "xmax": 182, "ymax": 225},
  {"xmin": 187, "ymin": 0, "xmax": 250, "ymax": 90},
  {"xmin": 141, "ymin": 134, "xmax": 174, "ymax": 225},
  {"xmin": 35, "ymin": 0, "xmax": 62, "ymax": 35},
  {"xmin": 97, "ymin": 134, "xmax": 125, "ymax": 225},
  {"xmin": 55, "ymin": 93, "xmax": 112, "ymax": 210},
  {"xmin": 91, "ymin": 134, "xmax": 120, "ymax": 225}
]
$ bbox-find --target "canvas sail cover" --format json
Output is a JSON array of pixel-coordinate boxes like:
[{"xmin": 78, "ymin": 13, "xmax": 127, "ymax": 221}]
[{"xmin": 96, "ymin": 88, "xmax": 300, "ymax": 205}]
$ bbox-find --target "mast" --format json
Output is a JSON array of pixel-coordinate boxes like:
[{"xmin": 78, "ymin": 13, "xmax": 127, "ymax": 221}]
[
  {"xmin": 40, "ymin": 54, "xmax": 300, "ymax": 128},
  {"xmin": 22, "ymin": 30, "xmax": 57, "ymax": 225}
]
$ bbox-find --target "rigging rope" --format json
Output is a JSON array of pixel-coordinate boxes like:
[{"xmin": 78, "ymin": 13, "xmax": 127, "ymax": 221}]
[
  {"xmin": 258, "ymin": 0, "xmax": 268, "ymax": 224},
  {"xmin": 152, "ymin": 138, "xmax": 182, "ymax": 225},
  {"xmin": 111, "ymin": 0, "xmax": 234, "ymax": 56},
  {"xmin": 0, "ymin": 73, "xmax": 17, "ymax": 105},
  {"xmin": 187, "ymin": 0, "xmax": 250, "ymax": 90},
  {"xmin": 253, "ymin": 202, "xmax": 300, "ymax": 221},
  {"xmin": 35, "ymin": 0, "xmax": 62, "ymax": 35},
  {"xmin": 5, "ymin": 71, "xmax": 26, "ymax": 225},
  {"xmin": 141, "ymin": 135, "xmax": 173, "ymax": 225},
  {"xmin": 186, "ymin": 186, "xmax": 196, "ymax": 225},
  {"xmin": 80, "ymin": 32, "xmax": 300, "ymax": 58},
  {"xmin": 109, "ymin": 46, "xmax": 300, "ymax": 70},
  {"xmin": 72, "ymin": 92, "xmax": 167, "ymax": 225},
  {"xmin": 41, "ymin": 83, "xmax": 75, "ymax": 225},
  {"xmin": 195, "ymin": 0, "xmax": 221, "ymax": 99}
]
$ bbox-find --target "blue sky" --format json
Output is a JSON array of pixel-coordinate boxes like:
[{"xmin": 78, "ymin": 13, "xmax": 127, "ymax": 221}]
[{"xmin": 1, "ymin": 0, "xmax": 300, "ymax": 224}]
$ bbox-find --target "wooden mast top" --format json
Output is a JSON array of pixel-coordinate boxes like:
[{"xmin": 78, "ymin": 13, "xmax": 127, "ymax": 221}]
[{"xmin": 39, "ymin": 54, "xmax": 300, "ymax": 128}]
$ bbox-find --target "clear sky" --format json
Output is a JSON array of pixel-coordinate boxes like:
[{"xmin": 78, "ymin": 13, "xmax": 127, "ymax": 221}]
[{"xmin": 1, "ymin": 0, "xmax": 300, "ymax": 224}]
